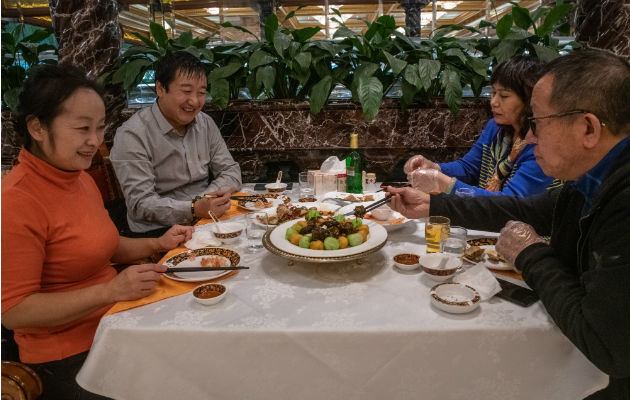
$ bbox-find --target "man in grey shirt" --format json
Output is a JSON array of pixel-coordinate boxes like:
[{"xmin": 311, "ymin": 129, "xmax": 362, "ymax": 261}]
[{"xmin": 111, "ymin": 51, "xmax": 241, "ymax": 236}]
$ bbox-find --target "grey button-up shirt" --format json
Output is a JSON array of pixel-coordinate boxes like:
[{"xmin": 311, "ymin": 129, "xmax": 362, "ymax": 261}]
[{"xmin": 110, "ymin": 102, "xmax": 242, "ymax": 232}]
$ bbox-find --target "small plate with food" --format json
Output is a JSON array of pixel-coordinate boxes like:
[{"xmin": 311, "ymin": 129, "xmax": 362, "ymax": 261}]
[
  {"xmin": 336, "ymin": 203, "xmax": 410, "ymax": 232},
  {"xmin": 257, "ymin": 202, "xmax": 339, "ymax": 226},
  {"xmin": 322, "ymin": 191, "xmax": 386, "ymax": 203},
  {"xmin": 237, "ymin": 194, "xmax": 289, "ymax": 211},
  {"xmin": 162, "ymin": 247, "xmax": 240, "ymax": 282},
  {"xmin": 264, "ymin": 212, "xmax": 388, "ymax": 263},
  {"xmin": 464, "ymin": 237, "xmax": 514, "ymax": 271}
]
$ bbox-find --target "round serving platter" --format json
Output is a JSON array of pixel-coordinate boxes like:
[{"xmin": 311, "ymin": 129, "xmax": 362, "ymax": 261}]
[{"xmin": 262, "ymin": 220, "xmax": 388, "ymax": 263}]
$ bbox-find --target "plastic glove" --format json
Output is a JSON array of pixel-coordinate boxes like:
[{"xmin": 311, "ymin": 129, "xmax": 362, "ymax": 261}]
[
  {"xmin": 387, "ymin": 186, "xmax": 430, "ymax": 219},
  {"xmin": 403, "ymin": 155, "xmax": 439, "ymax": 174},
  {"xmin": 407, "ymin": 168, "xmax": 442, "ymax": 193},
  {"xmin": 496, "ymin": 220, "xmax": 546, "ymax": 268}
]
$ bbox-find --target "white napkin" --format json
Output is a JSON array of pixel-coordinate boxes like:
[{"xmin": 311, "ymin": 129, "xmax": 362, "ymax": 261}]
[
  {"xmin": 320, "ymin": 156, "xmax": 346, "ymax": 174},
  {"xmin": 185, "ymin": 230, "xmax": 221, "ymax": 250},
  {"xmin": 453, "ymin": 264, "xmax": 501, "ymax": 301}
]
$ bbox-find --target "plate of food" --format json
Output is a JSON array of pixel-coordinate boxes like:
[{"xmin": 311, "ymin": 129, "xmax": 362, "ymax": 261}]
[
  {"xmin": 162, "ymin": 247, "xmax": 240, "ymax": 282},
  {"xmin": 237, "ymin": 194, "xmax": 289, "ymax": 211},
  {"xmin": 257, "ymin": 202, "xmax": 340, "ymax": 226},
  {"xmin": 263, "ymin": 213, "xmax": 388, "ymax": 263},
  {"xmin": 341, "ymin": 206, "xmax": 411, "ymax": 232},
  {"xmin": 464, "ymin": 237, "xmax": 514, "ymax": 271},
  {"xmin": 322, "ymin": 191, "xmax": 385, "ymax": 203}
]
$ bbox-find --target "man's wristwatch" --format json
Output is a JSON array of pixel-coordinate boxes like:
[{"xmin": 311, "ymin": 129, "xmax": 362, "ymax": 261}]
[{"xmin": 191, "ymin": 195, "xmax": 203, "ymax": 218}]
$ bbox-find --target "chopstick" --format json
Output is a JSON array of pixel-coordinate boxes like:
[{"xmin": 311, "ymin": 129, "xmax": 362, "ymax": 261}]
[
  {"xmin": 165, "ymin": 266, "xmax": 249, "ymax": 273},
  {"xmin": 201, "ymin": 194, "xmax": 269, "ymax": 202},
  {"xmin": 343, "ymin": 193, "xmax": 393, "ymax": 216}
]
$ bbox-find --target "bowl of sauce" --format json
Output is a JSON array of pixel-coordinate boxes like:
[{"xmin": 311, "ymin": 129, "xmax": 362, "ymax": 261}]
[
  {"xmin": 393, "ymin": 253, "xmax": 421, "ymax": 271},
  {"xmin": 192, "ymin": 283, "xmax": 227, "ymax": 305}
]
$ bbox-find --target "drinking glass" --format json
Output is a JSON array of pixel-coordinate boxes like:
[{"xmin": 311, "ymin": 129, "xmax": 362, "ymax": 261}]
[
  {"xmin": 425, "ymin": 216, "xmax": 450, "ymax": 253},
  {"xmin": 455, "ymin": 187, "xmax": 474, "ymax": 198},
  {"xmin": 299, "ymin": 171, "xmax": 314, "ymax": 198},
  {"xmin": 246, "ymin": 213, "xmax": 268, "ymax": 250},
  {"xmin": 440, "ymin": 226, "xmax": 467, "ymax": 259}
]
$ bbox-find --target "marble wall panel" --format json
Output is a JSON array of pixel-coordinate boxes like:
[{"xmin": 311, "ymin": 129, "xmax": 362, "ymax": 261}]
[{"xmin": 574, "ymin": 0, "xmax": 630, "ymax": 57}]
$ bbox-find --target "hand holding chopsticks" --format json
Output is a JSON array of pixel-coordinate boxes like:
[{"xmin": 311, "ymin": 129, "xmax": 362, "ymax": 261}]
[{"xmin": 343, "ymin": 193, "xmax": 393, "ymax": 217}]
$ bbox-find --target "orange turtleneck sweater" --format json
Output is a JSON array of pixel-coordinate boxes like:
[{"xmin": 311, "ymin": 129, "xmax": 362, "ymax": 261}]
[{"xmin": 1, "ymin": 149, "xmax": 119, "ymax": 363}]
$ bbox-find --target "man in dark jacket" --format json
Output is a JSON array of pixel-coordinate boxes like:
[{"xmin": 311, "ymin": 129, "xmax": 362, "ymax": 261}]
[{"xmin": 388, "ymin": 48, "xmax": 629, "ymax": 400}]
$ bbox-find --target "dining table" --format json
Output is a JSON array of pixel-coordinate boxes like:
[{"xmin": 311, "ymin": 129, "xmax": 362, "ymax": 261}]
[{"xmin": 76, "ymin": 184, "xmax": 608, "ymax": 400}]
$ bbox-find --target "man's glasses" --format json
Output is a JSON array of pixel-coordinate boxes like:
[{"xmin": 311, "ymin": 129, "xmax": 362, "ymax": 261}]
[{"xmin": 527, "ymin": 109, "xmax": 605, "ymax": 135}]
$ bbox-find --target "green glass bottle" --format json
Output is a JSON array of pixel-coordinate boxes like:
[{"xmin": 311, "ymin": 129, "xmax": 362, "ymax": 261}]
[{"xmin": 345, "ymin": 132, "xmax": 363, "ymax": 193}]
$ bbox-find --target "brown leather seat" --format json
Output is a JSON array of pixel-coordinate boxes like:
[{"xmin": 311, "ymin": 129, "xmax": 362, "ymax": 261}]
[{"xmin": 1, "ymin": 361, "xmax": 43, "ymax": 400}]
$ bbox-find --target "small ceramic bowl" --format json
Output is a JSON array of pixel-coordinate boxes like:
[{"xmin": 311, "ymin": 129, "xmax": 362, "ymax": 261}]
[
  {"xmin": 192, "ymin": 283, "xmax": 227, "ymax": 305},
  {"xmin": 419, "ymin": 253, "xmax": 462, "ymax": 281},
  {"xmin": 265, "ymin": 183, "xmax": 287, "ymax": 193},
  {"xmin": 371, "ymin": 205, "xmax": 394, "ymax": 221},
  {"xmin": 211, "ymin": 222, "xmax": 244, "ymax": 244},
  {"xmin": 393, "ymin": 253, "xmax": 421, "ymax": 271},
  {"xmin": 430, "ymin": 282, "xmax": 480, "ymax": 314}
]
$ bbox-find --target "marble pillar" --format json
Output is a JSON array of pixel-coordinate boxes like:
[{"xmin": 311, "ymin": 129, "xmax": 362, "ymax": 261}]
[
  {"xmin": 399, "ymin": 0, "xmax": 429, "ymax": 37},
  {"xmin": 257, "ymin": 0, "xmax": 277, "ymax": 40},
  {"xmin": 48, "ymin": 0, "xmax": 126, "ymax": 147},
  {"xmin": 574, "ymin": 0, "xmax": 630, "ymax": 57}
]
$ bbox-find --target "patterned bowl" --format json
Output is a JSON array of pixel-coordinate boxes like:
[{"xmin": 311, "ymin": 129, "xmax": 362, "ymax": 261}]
[
  {"xmin": 210, "ymin": 222, "xmax": 244, "ymax": 244},
  {"xmin": 419, "ymin": 253, "xmax": 461, "ymax": 281},
  {"xmin": 265, "ymin": 183, "xmax": 287, "ymax": 193},
  {"xmin": 192, "ymin": 283, "xmax": 227, "ymax": 305},
  {"xmin": 430, "ymin": 282, "xmax": 480, "ymax": 314},
  {"xmin": 393, "ymin": 253, "xmax": 421, "ymax": 271}
]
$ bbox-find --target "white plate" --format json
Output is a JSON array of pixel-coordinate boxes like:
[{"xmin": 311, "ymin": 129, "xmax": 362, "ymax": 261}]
[
  {"xmin": 465, "ymin": 238, "xmax": 514, "ymax": 271},
  {"xmin": 257, "ymin": 202, "xmax": 341, "ymax": 226},
  {"xmin": 162, "ymin": 248, "xmax": 240, "ymax": 282},
  {"xmin": 238, "ymin": 197, "xmax": 284, "ymax": 211},
  {"xmin": 430, "ymin": 282, "xmax": 481, "ymax": 314},
  {"xmin": 266, "ymin": 219, "xmax": 388, "ymax": 262},
  {"xmin": 337, "ymin": 204, "xmax": 411, "ymax": 232},
  {"xmin": 322, "ymin": 191, "xmax": 386, "ymax": 203}
]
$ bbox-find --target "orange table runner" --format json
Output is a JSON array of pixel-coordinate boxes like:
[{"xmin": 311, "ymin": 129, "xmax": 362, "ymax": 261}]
[{"xmin": 104, "ymin": 195, "xmax": 251, "ymax": 316}]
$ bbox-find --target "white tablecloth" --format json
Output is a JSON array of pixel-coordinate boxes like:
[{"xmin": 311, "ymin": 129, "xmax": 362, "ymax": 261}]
[{"xmin": 77, "ymin": 193, "xmax": 607, "ymax": 400}]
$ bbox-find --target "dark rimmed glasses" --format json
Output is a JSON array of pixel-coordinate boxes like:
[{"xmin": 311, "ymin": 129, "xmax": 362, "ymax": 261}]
[{"xmin": 527, "ymin": 109, "xmax": 605, "ymax": 135}]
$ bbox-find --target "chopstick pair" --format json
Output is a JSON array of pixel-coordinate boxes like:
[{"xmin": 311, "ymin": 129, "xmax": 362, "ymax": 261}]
[
  {"xmin": 203, "ymin": 194, "xmax": 268, "ymax": 202},
  {"xmin": 165, "ymin": 266, "xmax": 250, "ymax": 273},
  {"xmin": 343, "ymin": 193, "xmax": 394, "ymax": 216}
]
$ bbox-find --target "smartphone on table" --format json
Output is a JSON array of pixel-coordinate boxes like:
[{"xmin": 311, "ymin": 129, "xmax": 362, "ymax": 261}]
[{"xmin": 495, "ymin": 278, "xmax": 539, "ymax": 307}]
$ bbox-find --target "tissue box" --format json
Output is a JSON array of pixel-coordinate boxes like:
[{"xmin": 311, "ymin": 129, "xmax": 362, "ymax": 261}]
[{"xmin": 312, "ymin": 171, "xmax": 338, "ymax": 195}]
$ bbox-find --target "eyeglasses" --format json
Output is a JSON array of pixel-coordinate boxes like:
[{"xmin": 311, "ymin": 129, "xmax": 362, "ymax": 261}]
[{"xmin": 527, "ymin": 109, "xmax": 605, "ymax": 135}]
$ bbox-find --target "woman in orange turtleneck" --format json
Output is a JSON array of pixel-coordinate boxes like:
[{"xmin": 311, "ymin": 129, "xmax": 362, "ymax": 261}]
[{"xmin": 1, "ymin": 65, "xmax": 193, "ymax": 399}]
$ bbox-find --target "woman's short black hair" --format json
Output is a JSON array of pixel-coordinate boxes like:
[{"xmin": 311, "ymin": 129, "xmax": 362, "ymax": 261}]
[
  {"xmin": 490, "ymin": 56, "xmax": 544, "ymax": 138},
  {"xmin": 16, "ymin": 63, "xmax": 104, "ymax": 148},
  {"xmin": 154, "ymin": 51, "xmax": 207, "ymax": 91}
]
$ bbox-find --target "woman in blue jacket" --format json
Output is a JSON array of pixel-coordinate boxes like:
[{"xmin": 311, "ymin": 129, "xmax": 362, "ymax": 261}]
[{"xmin": 404, "ymin": 56, "xmax": 562, "ymax": 196}]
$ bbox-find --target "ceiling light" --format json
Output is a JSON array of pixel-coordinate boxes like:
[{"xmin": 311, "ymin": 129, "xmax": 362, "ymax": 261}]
[
  {"xmin": 206, "ymin": 7, "xmax": 220, "ymax": 15},
  {"xmin": 441, "ymin": 1, "xmax": 461, "ymax": 10}
]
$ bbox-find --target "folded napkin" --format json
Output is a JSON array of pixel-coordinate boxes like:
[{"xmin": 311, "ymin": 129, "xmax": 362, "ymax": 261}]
[
  {"xmin": 105, "ymin": 244, "xmax": 239, "ymax": 316},
  {"xmin": 185, "ymin": 230, "xmax": 221, "ymax": 249},
  {"xmin": 453, "ymin": 264, "xmax": 501, "ymax": 301}
]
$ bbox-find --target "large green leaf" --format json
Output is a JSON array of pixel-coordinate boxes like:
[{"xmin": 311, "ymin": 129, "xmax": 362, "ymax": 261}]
[
  {"xmin": 309, "ymin": 75, "xmax": 332, "ymax": 115},
  {"xmin": 530, "ymin": 6, "xmax": 547, "ymax": 25},
  {"xmin": 496, "ymin": 14, "xmax": 513, "ymax": 39},
  {"xmin": 417, "ymin": 59, "xmax": 441, "ymax": 91},
  {"xmin": 537, "ymin": 3, "xmax": 572, "ymax": 37},
  {"xmin": 382, "ymin": 51, "xmax": 407, "ymax": 76},
  {"xmin": 256, "ymin": 65, "xmax": 276, "ymax": 92},
  {"xmin": 132, "ymin": 31, "xmax": 158, "ymax": 50},
  {"xmin": 209, "ymin": 61, "xmax": 242, "ymax": 82},
  {"xmin": 150, "ymin": 22, "xmax": 169, "ymax": 49},
  {"xmin": 510, "ymin": 4, "xmax": 532, "ymax": 30},
  {"xmin": 400, "ymin": 80, "xmax": 419, "ymax": 111},
  {"xmin": 443, "ymin": 48, "xmax": 467, "ymax": 64},
  {"xmin": 351, "ymin": 62, "xmax": 380, "ymax": 93},
  {"xmin": 357, "ymin": 76, "xmax": 383, "ymax": 121},
  {"xmin": 171, "ymin": 31, "xmax": 193, "ymax": 48},
  {"xmin": 121, "ymin": 46, "xmax": 161, "ymax": 59},
  {"xmin": 532, "ymin": 44, "xmax": 560, "ymax": 63},
  {"xmin": 221, "ymin": 22, "xmax": 259, "ymax": 41},
  {"xmin": 292, "ymin": 27, "xmax": 321, "ymax": 43},
  {"xmin": 198, "ymin": 48, "xmax": 214, "ymax": 63},
  {"xmin": 504, "ymin": 27, "xmax": 533, "ymax": 41},
  {"xmin": 333, "ymin": 27, "xmax": 356, "ymax": 39},
  {"xmin": 467, "ymin": 56, "xmax": 491, "ymax": 77},
  {"xmin": 264, "ymin": 14, "xmax": 278, "ymax": 42},
  {"xmin": 294, "ymin": 52, "xmax": 312, "ymax": 71},
  {"xmin": 249, "ymin": 50, "xmax": 275, "ymax": 70},
  {"xmin": 441, "ymin": 69, "xmax": 462, "ymax": 114},
  {"xmin": 403, "ymin": 64, "xmax": 421, "ymax": 90},
  {"xmin": 2, "ymin": 87, "xmax": 21, "ymax": 112},
  {"xmin": 111, "ymin": 58, "xmax": 153, "ymax": 90},
  {"xmin": 273, "ymin": 31, "xmax": 291, "ymax": 56},
  {"xmin": 491, "ymin": 40, "xmax": 519, "ymax": 64},
  {"xmin": 22, "ymin": 29, "xmax": 53, "ymax": 44},
  {"xmin": 210, "ymin": 78, "xmax": 230, "ymax": 109}
]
